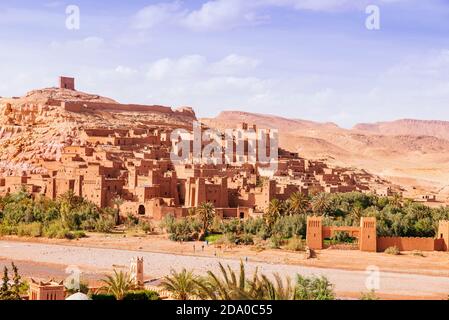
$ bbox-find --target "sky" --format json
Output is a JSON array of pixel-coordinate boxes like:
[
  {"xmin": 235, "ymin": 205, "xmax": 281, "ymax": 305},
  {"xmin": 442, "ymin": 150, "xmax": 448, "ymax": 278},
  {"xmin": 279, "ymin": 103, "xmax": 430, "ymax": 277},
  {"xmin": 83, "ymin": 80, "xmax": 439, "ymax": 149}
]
[{"xmin": 1, "ymin": 0, "xmax": 449, "ymax": 127}]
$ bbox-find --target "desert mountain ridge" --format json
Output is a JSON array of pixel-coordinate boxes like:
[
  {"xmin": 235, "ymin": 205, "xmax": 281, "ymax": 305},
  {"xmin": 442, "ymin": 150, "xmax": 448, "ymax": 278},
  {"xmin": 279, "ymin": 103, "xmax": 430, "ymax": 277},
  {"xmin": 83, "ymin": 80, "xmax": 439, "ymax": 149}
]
[{"xmin": 202, "ymin": 111, "xmax": 449, "ymax": 200}]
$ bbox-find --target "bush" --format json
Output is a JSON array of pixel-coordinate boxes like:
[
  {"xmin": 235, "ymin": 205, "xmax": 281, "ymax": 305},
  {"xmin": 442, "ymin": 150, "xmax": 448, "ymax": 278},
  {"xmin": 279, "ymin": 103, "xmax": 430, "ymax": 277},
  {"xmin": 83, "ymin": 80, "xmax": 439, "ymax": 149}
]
[
  {"xmin": 166, "ymin": 217, "xmax": 202, "ymax": 242},
  {"xmin": 205, "ymin": 234, "xmax": 223, "ymax": 244},
  {"xmin": 412, "ymin": 250, "xmax": 425, "ymax": 257},
  {"xmin": 0, "ymin": 224, "xmax": 17, "ymax": 236},
  {"xmin": 384, "ymin": 246, "xmax": 400, "ymax": 255},
  {"xmin": 360, "ymin": 290, "xmax": 379, "ymax": 300},
  {"xmin": 269, "ymin": 235, "xmax": 285, "ymax": 249},
  {"xmin": 272, "ymin": 215, "xmax": 306, "ymax": 239},
  {"xmin": 16, "ymin": 222, "xmax": 43, "ymax": 237},
  {"xmin": 90, "ymin": 293, "xmax": 117, "ymax": 300},
  {"xmin": 72, "ymin": 230, "xmax": 87, "ymax": 239},
  {"xmin": 331, "ymin": 231, "xmax": 355, "ymax": 244},
  {"xmin": 295, "ymin": 275, "xmax": 335, "ymax": 300},
  {"xmin": 94, "ymin": 215, "xmax": 115, "ymax": 233},
  {"xmin": 139, "ymin": 221, "xmax": 153, "ymax": 234},
  {"xmin": 123, "ymin": 290, "xmax": 160, "ymax": 301},
  {"xmin": 239, "ymin": 233, "xmax": 254, "ymax": 245},
  {"xmin": 43, "ymin": 221, "xmax": 71, "ymax": 239},
  {"xmin": 285, "ymin": 236, "xmax": 305, "ymax": 252}
]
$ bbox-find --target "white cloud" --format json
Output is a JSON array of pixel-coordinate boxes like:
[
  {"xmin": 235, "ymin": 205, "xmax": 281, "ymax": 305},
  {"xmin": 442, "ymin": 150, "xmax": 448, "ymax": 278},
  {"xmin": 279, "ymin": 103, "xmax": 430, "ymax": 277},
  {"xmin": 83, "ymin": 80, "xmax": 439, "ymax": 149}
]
[
  {"xmin": 132, "ymin": 1, "xmax": 187, "ymax": 29},
  {"xmin": 132, "ymin": 0, "xmax": 410, "ymax": 31},
  {"xmin": 146, "ymin": 54, "xmax": 260, "ymax": 80}
]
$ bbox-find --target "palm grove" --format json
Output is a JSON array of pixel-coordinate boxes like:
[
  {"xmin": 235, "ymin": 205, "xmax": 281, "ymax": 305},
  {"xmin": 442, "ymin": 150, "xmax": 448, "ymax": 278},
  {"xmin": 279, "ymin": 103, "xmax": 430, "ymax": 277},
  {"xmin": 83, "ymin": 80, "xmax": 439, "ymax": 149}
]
[{"xmin": 163, "ymin": 192, "xmax": 449, "ymax": 248}]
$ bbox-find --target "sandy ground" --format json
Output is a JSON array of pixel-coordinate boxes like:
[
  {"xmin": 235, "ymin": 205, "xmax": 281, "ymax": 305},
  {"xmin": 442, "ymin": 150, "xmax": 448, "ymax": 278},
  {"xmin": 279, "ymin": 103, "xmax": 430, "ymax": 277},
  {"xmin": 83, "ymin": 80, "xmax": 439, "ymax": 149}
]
[{"xmin": 1, "ymin": 234, "xmax": 449, "ymax": 299}]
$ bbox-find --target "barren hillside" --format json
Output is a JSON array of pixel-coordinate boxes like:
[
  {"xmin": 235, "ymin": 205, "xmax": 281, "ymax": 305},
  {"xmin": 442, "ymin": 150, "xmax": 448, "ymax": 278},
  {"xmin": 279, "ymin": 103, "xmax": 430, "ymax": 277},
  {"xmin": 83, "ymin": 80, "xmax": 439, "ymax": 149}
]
[{"xmin": 354, "ymin": 119, "xmax": 449, "ymax": 141}]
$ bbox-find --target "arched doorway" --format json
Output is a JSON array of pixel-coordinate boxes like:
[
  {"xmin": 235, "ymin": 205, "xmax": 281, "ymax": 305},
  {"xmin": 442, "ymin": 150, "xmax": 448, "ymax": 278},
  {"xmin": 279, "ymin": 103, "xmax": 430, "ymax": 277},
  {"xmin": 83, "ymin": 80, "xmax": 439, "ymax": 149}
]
[{"xmin": 138, "ymin": 205, "xmax": 146, "ymax": 215}]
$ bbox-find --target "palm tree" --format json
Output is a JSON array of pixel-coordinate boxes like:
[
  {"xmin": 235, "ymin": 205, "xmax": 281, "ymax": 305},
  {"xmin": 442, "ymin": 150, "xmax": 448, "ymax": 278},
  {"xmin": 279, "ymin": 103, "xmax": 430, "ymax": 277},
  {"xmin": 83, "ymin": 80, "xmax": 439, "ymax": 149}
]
[
  {"xmin": 256, "ymin": 274, "xmax": 296, "ymax": 300},
  {"xmin": 350, "ymin": 205, "xmax": 364, "ymax": 225},
  {"xmin": 196, "ymin": 202, "xmax": 216, "ymax": 238},
  {"xmin": 287, "ymin": 192, "xmax": 309, "ymax": 216},
  {"xmin": 100, "ymin": 270, "xmax": 135, "ymax": 300},
  {"xmin": 198, "ymin": 261, "xmax": 261, "ymax": 300},
  {"xmin": 161, "ymin": 269, "xmax": 202, "ymax": 300},
  {"xmin": 263, "ymin": 199, "xmax": 284, "ymax": 229},
  {"xmin": 390, "ymin": 193, "xmax": 402, "ymax": 209},
  {"xmin": 112, "ymin": 196, "xmax": 124, "ymax": 226},
  {"xmin": 311, "ymin": 193, "xmax": 330, "ymax": 216}
]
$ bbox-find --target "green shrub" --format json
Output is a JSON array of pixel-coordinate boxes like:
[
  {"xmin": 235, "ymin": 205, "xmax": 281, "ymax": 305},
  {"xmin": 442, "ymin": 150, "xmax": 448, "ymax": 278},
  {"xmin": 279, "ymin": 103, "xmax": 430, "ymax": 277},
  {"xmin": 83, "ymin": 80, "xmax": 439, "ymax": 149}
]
[
  {"xmin": 0, "ymin": 224, "xmax": 17, "ymax": 236},
  {"xmin": 72, "ymin": 230, "xmax": 87, "ymax": 239},
  {"xmin": 94, "ymin": 215, "xmax": 115, "ymax": 233},
  {"xmin": 123, "ymin": 290, "xmax": 160, "ymax": 301},
  {"xmin": 272, "ymin": 215, "xmax": 306, "ymax": 239},
  {"xmin": 269, "ymin": 235, "xmax": 284, "ymax": 249},
  {"xmin": 90, "ymin": 293, "xmax": 117, "ymax": 300},
  {"xmin": 17, "ymin": 222, "xmax": 43, "ymax": 237},
  {"xmin": 331, "ymin": 231, "xmax": 355, "ymax": 244},
  {"xmin": 384, "ymin": 246, "xmax": 400, "ymax": 255},
  {"xmin": 43, "ymin": 221, "xmax": 71, "ymax": 239},
  {"xmin": 285, "ymin": 236, "xmax": 305, "ymax": 251},
  {"xmin": 139, "ymin": 221, "xmax": 152, "ymax": 234},
  {"xmin": 205, "ymin": 234, "xmax": 223, "ymax": 243},
  {"xmin": 239, "ymin": 233, "xmax": 254, "ymax": 245},
  {"xmin": 360, "ymin": 290, "xmax": 379, "ymax": 300},
  {"xmin": 295, "ymin": 275, "xmax": 335, "ymax": 300}
]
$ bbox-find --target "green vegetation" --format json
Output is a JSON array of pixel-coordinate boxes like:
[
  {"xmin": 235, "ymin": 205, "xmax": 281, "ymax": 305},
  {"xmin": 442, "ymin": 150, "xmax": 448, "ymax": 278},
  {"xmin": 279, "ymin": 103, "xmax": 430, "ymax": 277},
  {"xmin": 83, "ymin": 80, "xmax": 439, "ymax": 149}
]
[
  {"xmin": 164, "ymin": 192, "xmax": 449, "ymax": 249},
  {"xmin": 162, "ymin": 261, "xmax": 335, "ymax": 300},
  {"xmin": 161, "ymin": 268, "xmax": 203, "ymax": 300},
  {"xmin": 0, "ymin": 189, "xmax": 151, "ymax": 239},
  {"xmin": 0, "ymin": 263, "xmax": 28, "ymax": 300},
  {"xmin": 122, "ymin": 290, "xmax": 160, "ymax": 301},
  {"xmin": 384, "ymin": 246, "xmax": 401, "ymax": 255},
  {"xmin": 360, "ymin": 290, "xmax": 379, "ymax": 300},
  {"xmin": 100, "ymin": 270, "xmax": 136, "ymax": 300},
  {"xmin": 0, "ymin": 189, "xmax": 126, "ymax": 239},
  {"xmin": 205, "ymin": 233, "xmax": 223, "ymax": 243}
]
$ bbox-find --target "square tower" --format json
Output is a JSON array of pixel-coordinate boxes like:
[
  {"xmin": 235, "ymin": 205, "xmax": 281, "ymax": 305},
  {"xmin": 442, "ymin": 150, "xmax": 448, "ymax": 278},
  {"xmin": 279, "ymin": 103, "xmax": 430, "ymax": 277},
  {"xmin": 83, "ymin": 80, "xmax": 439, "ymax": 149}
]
[
  {"xmin": 59, "ymin": 76, "xmax": 75, "ymax": 90},
  {"xmin": 437, "ymin": 221, "xmax": 449, "ymax": 251},
  {"xmin": 360, "ymin": 217, "xmax": 377, "ymax": 252},
  {"xmin": 306, "ymin": 216, "xmax": 323, "ymax": 250},
  {"xmin": 130, "ymin": 257, "xmax": 144, "ymax": 288}
]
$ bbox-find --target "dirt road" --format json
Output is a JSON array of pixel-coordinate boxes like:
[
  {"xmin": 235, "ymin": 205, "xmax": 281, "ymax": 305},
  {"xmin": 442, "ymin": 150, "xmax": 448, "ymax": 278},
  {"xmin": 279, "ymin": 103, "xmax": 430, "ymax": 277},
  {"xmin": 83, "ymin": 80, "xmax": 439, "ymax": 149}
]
[{"xmin": 1, "ymin": 240, "xmax": 449, "ymax": 299}]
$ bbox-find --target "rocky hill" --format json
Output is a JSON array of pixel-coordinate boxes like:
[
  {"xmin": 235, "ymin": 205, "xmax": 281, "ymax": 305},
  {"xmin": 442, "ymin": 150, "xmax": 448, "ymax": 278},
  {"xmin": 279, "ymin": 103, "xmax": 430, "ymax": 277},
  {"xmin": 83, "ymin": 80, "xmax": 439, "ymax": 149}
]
[{"xmin": 0, "ymin": 87, "xmax": 196, "ymax": 174}]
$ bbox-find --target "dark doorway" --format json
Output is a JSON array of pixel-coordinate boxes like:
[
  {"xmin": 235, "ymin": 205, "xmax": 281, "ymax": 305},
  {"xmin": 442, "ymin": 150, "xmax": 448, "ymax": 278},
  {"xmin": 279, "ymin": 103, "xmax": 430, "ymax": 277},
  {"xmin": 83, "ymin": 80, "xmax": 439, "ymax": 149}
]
[
  {"xmin": 239, "ymin": 212, "xmax": 245, "ymax": 219},
  {"xmin": 138, "ymin": 205, "xmax": 146, "ymax": 215}
]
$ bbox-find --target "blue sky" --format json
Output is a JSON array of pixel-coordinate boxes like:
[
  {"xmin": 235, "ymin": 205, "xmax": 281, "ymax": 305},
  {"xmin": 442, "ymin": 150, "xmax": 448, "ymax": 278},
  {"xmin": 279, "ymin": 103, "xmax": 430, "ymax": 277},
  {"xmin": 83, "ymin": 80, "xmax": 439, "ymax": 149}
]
[{"xmin": 1, "ymin": 0, "xmax": 449, "ymax": 127}]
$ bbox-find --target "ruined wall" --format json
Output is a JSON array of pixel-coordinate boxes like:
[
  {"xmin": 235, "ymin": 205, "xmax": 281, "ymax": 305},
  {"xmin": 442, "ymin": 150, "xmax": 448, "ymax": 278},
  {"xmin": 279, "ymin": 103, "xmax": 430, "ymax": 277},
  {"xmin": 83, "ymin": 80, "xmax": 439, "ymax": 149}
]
[{"xmin": 61, "ymin": 101, "xmax": 177, "ymax": 115}]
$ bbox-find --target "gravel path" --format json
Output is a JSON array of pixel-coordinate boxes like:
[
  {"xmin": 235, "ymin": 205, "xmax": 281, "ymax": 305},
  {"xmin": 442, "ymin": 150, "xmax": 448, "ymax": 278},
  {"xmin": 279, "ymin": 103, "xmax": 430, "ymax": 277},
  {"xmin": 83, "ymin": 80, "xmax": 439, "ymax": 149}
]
[{"xmin": 1, "ymin": 240, "xmax": 448, "ymax": 298}]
